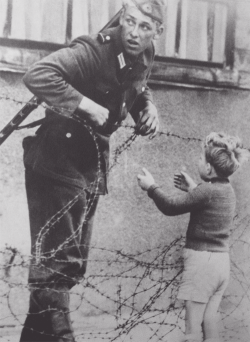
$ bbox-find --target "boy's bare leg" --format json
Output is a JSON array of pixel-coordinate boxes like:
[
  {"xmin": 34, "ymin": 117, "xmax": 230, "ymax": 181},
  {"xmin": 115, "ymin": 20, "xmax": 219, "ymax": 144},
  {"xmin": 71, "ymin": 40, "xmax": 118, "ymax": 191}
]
[
  {"xmin": 184, "ymin": 300, "xmax": 206, "ymax": 341},
  {"xmin": 202, "ymin": 295, "xmax": 222, "ymax": 341}
]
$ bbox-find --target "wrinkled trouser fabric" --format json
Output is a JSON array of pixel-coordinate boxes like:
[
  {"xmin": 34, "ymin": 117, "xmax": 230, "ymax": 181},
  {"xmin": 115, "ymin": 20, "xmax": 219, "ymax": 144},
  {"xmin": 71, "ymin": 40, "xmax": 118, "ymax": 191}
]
[{"xmin": 20, "ymin": 169, "xmax": 99, "ymax": 341}]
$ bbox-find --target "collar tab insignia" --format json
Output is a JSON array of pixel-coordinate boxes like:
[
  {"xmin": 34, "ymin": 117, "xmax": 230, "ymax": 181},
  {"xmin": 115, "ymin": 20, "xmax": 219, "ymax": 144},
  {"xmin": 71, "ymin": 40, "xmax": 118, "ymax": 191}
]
[{"xmin": 118, "ymin": 53, "xmax": 126, "ymax": 69}]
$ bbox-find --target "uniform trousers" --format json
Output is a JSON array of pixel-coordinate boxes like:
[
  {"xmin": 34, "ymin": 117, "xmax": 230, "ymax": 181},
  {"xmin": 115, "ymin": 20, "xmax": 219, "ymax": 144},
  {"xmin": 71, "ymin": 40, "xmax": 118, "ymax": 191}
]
[{"xmin": 20, "ymin": 168, "xmax": 99, "ymax": 341}]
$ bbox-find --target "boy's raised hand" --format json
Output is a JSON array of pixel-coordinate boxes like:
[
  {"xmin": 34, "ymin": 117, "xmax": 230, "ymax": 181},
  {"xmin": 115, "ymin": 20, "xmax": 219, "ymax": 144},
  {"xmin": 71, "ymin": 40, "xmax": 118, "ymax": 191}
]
[
  {"xmin": 174, "ymin": 171, "xmax": 197, "ymax": 192},
  {"xmin": 137, "ymin": 168, "xmax": 156, "ymax": 191}
]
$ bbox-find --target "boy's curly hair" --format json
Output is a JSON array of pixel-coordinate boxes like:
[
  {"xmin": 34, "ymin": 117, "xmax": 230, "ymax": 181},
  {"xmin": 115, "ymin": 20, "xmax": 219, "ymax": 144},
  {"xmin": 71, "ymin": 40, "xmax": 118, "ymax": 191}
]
[{"xmin": 204, "ymin": 132, "xmax": 249, "ymax": 177}]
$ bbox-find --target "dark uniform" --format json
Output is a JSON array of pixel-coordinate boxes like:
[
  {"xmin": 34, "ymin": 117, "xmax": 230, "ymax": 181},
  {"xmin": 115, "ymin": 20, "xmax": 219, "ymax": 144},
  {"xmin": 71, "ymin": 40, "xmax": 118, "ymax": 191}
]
[{"xmin": 20, "ymin": 25, "xmax": 155, "ymax": 342}]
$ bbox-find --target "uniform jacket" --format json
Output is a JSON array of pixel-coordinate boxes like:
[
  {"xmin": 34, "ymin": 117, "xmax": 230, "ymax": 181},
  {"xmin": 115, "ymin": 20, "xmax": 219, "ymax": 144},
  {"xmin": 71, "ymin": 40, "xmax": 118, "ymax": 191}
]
[{"xmin": 23, "ymin": 26, "xmax": 155, "ymax": 194}]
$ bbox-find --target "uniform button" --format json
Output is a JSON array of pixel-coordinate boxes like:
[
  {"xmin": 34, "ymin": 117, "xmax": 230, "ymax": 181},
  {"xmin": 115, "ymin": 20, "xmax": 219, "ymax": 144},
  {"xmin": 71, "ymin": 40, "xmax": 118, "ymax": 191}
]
[
  {"xmin": 122, "ymin": 102, "xmax": 126, "ymax": 107},
  {"xmin": 106, "ymin": 35, "xmax": 110, "ymax": 40},
  {"xmin": 142, "ymin": 86, "xmax": 145, "ymax": 92},
  {"xmin": 106, "ymin": 90, "xmax": 109, "ymax": 94},
  {"xmin": 66, "ymin": 133, "xmax": 72, "ymax": 138}
]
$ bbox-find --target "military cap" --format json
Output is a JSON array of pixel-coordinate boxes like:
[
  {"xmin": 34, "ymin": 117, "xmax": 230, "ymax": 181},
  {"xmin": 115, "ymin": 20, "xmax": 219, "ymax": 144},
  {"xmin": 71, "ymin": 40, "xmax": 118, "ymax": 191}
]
[{"xmin": 124, "ymin": 0, "xmax": 165, "ymax": 24}]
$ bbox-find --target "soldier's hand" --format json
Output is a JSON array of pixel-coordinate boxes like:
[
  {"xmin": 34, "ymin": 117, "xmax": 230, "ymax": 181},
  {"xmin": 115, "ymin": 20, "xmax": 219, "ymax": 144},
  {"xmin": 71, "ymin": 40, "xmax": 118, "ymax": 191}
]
[
  {"xmin": 77, "ymin": 96, "xmax": 109, "ymax": 127},
  {"xmin": 135, "ymin": 101, "xmax": 159, "ymax": 139}
]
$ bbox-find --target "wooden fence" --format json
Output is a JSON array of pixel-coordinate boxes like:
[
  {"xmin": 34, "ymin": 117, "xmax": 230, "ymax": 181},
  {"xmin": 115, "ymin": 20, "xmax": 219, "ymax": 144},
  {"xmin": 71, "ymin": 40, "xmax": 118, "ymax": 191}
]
[{"xmin": 0, "ymin": 0, "xmax": 234, "ymax": 66}]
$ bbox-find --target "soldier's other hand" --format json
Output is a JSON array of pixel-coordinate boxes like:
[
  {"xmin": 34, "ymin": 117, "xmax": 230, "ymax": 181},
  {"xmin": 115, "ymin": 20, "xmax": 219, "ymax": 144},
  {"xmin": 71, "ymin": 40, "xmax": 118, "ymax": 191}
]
[
  {"xmin": 174, "ymin": 171, "xmax": 197, "ymax": 192},
  {"xmin": 135, "ymin": 101, "xmax": 159, "ymax": 139},
  {"xmin": 77, "ymin": 97, "xmax": 109, "ymax": 127},
  {"xmin": 137, "ymin": 167, "xmax": 155, "ymax": 191}
]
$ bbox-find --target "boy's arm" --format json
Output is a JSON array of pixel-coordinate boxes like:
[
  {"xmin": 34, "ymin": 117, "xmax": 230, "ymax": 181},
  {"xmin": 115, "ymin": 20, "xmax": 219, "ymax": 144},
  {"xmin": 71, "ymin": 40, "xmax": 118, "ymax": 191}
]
[
  {"xmin": 137, "ymin": 168, "xmax": 211, "ymax": 216},
  {"xmin": 147, "ymin": 183, "xmax": 211, "ymax": 216}
]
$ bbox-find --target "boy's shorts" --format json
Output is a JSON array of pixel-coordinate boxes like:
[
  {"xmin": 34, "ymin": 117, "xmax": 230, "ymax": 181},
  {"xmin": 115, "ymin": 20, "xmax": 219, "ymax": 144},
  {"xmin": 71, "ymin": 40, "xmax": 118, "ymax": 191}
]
[{"xmin": 177, "ymin": 248, "xmax": 230, "ymax": 303}]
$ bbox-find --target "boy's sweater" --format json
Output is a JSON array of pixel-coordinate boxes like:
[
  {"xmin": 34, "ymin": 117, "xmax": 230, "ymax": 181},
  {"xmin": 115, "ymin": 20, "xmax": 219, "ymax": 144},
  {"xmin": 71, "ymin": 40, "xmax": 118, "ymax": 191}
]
[{"xmin": 148, "ymin": 178, "xmax": 236, "ymax": 252}]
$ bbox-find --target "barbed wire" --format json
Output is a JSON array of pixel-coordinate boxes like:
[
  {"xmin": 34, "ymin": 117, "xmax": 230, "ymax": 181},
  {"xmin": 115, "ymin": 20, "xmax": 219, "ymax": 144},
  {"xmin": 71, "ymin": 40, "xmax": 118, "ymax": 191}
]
[
  {"xmin": 0, "ymin": 94, "xmax": 250, "ymax": 341},
  {"xmin": 0, "ymin": 94, "xmax": 207, "ymax": 143}
]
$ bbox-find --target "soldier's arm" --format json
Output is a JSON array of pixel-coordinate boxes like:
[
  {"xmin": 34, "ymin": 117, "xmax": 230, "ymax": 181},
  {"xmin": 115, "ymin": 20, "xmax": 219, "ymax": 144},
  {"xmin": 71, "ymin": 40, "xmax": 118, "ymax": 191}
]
[
  {"xmin": 129, "ymin": 44, "xmax": 159, "ymax": 138},
  {"xmin": 130, "ymin": 88, "xmax": 159, "ymax": 138},
  {"xmin": 23, "ymin": 41, "xmax": 103, "ymax": 118}
]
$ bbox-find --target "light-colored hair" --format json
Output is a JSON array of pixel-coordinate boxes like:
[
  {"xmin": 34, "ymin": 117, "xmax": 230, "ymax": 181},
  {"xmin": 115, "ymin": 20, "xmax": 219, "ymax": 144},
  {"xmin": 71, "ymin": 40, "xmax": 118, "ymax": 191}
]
[{"xmin": 203, "ymin": 132, "xmax": 249, "ymax": 177}]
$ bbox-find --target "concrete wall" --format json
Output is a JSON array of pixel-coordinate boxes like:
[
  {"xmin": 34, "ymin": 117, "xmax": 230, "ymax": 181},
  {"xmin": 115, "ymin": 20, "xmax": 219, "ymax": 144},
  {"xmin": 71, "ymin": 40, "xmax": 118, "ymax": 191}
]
[{"xmin": 1, "ymin": 71, "xmax": 250, "ymax": 341}]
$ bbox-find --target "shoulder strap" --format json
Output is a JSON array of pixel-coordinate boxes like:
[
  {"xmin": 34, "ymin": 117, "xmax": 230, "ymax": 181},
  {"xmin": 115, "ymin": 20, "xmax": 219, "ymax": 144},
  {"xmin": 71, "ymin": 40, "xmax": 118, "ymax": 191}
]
[{"xmin": 16, "ymin": 118, "xmax": 46, "ymax": 130}]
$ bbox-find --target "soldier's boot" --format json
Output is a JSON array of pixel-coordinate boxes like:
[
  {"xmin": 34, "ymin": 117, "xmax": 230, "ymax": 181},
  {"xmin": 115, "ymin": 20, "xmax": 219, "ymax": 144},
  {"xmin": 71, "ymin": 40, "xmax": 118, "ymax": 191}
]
[
  {"xmin": 50, "ymin": 309, "xmax": 75, "ymax": 342},
  {"xmin": 20, "ymin": 290, "xmax": 56, "ymax": 342}
]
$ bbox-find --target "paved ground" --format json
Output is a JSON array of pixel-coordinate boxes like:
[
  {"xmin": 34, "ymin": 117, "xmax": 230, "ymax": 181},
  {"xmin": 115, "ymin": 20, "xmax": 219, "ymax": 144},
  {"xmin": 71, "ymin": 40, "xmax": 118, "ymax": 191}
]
[
  {"xmin": 1, "ymin": 312, "xmax": 250, "ymax": 342},
  {"xmin": 0, "ymin": 313, "xmax": 185, "ymax": 342}
]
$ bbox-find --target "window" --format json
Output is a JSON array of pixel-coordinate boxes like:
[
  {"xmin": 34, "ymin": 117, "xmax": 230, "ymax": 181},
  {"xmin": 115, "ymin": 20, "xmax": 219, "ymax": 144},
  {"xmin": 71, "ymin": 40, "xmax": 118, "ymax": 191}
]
[
  {"xmin": 0, "ymin": 0, "xmax": 236, "ymax": 85},
  {"xmin": 154, "ymin": 0, "xmax": 236, "ymax": 68},
  {"xmin": 0, "ymin": 0, "xmax": 122, "ymax": 71},
  {"xmin": 0, "ymin": 0, "xmax": 122, "ymax": 44}
]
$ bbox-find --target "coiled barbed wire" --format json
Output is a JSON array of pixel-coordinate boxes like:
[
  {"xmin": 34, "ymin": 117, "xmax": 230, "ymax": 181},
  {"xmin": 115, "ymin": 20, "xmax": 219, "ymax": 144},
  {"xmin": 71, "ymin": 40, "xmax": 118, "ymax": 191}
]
[{"xmin": 0, "ymin": 94, "xmax": 250, "ymax": 342}]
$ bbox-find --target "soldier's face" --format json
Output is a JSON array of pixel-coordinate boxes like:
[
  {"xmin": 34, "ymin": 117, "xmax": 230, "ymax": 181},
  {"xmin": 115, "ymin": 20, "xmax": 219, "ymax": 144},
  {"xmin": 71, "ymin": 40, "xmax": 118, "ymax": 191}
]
[{"xmin": 120, "ymin": 6, "xmax": 163, "ymax": 57}]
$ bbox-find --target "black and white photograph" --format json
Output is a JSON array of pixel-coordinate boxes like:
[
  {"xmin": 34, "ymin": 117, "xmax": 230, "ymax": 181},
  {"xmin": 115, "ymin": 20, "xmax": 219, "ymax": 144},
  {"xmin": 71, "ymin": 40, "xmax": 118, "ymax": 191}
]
[{"xmin": 0, "ymin": 1, "xmax": 250, "ymax": 341}]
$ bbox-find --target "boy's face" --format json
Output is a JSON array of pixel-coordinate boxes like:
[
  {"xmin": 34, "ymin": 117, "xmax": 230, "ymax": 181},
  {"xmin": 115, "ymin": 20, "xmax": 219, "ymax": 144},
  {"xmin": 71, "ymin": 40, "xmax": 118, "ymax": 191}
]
[{"xmin": 119, "ymin": 5, "xmax": 163, "ymax": 57}]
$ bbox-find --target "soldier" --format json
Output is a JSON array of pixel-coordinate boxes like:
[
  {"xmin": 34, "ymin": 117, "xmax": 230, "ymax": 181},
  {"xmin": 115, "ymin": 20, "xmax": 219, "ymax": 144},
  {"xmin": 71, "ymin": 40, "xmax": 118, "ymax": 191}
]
[{"xmin": 20, "ymin": 1, "xmax": 164, "ymax": 341}]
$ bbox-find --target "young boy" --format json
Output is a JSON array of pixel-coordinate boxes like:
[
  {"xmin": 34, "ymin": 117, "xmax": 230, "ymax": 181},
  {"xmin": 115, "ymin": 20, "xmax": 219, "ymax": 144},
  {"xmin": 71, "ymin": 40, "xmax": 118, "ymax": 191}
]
[{"xmin": 137, "ymin": 132, "xmax": 248, "ymax": 342}]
